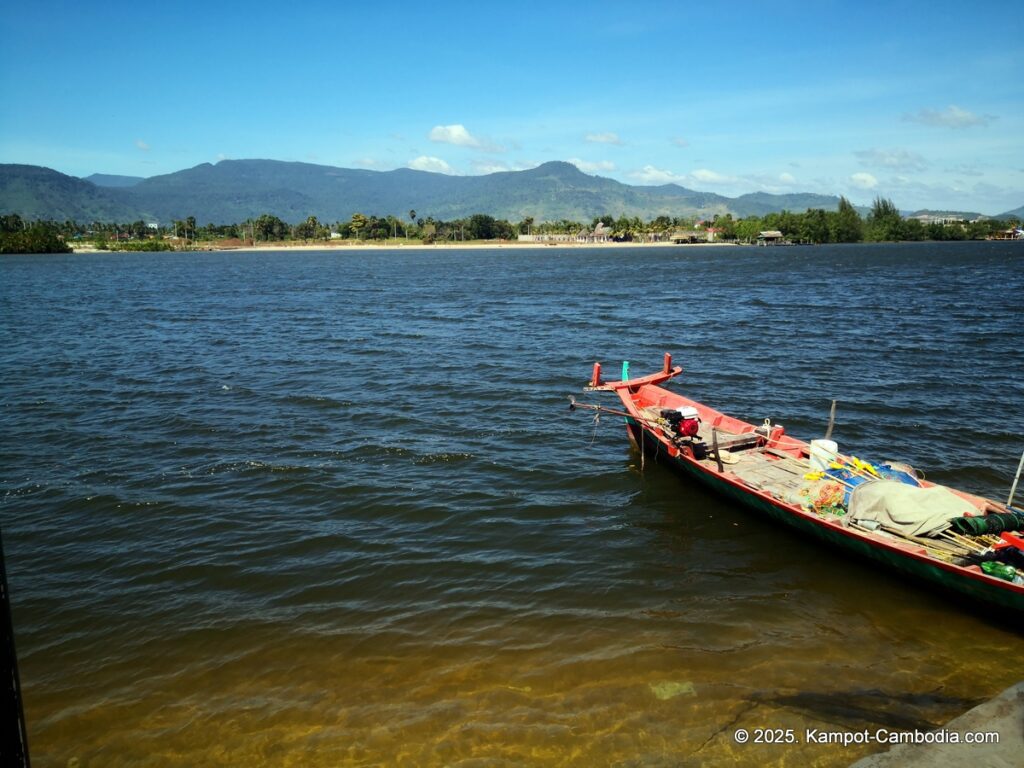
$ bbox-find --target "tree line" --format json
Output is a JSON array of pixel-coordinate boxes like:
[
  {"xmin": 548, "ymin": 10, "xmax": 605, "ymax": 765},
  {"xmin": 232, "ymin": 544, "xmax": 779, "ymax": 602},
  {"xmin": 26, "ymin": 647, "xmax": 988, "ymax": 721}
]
[
  {"xmin": 2, "ymin": 198, "xmax": 1020, "ymax": 253},
  {"xmin": 0, "ymin": 214, "xmax": 72, "ymax": 253},
  {"xmin": 715, "ymin": 197, "xmax": 1016, "ymax": 244}
]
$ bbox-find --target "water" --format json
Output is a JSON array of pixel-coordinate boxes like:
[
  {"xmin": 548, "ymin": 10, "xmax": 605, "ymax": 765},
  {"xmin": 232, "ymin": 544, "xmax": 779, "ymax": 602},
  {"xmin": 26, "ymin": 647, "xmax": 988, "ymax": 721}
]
[{"xmin": 2, "ymin": 241, "xmax": 1023, "ymax": 766}]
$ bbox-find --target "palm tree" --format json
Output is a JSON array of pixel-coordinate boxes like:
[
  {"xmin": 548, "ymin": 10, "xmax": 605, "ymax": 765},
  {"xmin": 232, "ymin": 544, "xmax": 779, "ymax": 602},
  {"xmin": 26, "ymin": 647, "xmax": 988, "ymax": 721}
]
[{"xmin": 351, "ymin": 213, "xmax": 368, "ymax": 240}]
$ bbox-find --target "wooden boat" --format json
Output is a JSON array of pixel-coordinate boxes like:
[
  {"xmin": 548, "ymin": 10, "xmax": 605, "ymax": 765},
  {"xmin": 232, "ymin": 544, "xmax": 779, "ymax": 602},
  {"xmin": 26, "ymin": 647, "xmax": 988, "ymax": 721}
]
[{"xmin": 578, "ymin": 354, "xmax": 1024, "ymax": 615}]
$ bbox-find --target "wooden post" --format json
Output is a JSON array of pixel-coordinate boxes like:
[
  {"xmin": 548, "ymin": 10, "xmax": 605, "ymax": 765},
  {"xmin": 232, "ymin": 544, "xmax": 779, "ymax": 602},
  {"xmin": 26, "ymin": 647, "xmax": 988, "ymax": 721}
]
[
  {"xmin": 712, "ymin": 429, "xmax": 724, "ymax": 473},
  {"xmin": 825, "ymin": 399, "xmax": 837, "ymax": 440}
]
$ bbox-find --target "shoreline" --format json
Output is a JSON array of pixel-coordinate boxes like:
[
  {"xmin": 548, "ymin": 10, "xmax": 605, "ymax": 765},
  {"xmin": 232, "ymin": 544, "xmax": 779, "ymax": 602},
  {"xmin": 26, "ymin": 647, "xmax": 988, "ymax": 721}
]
[
  {"xmin": 71, "ymin": 240, "xmax": 739, "ymax": 254},
  {"xmin": 67, "ymin": 239, "xmax": 1019, "ymax": 255}
]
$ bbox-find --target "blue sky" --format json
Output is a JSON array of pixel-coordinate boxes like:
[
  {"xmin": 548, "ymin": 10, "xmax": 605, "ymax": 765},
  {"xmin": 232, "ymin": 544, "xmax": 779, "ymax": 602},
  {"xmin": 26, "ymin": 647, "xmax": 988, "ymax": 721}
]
[{"xmin": 1, "ymin": 0, "xmax": 1021, "ymax": 214}]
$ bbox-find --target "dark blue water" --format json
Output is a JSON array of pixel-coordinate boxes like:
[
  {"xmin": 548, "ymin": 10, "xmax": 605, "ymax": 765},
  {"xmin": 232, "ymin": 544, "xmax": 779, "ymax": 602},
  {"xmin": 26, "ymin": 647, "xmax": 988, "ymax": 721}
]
[{"xmin": 2, "ymin": 242, "xmax": 1023, "ymax": 766}]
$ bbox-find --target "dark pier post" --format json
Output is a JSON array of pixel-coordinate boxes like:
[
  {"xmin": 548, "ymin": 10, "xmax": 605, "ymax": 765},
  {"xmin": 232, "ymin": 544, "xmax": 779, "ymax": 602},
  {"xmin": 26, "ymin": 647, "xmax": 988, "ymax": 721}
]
[{"xmin": 1, "ymin": 527, "xmax": 31, "ymax": 768}]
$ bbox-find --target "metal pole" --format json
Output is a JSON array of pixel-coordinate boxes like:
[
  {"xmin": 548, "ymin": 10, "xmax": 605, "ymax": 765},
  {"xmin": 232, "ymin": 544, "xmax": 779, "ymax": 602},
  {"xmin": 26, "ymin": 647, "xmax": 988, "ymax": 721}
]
[{"xmin": 1007, "ymin": 446, "xmax": 1024, "ymax": 508}]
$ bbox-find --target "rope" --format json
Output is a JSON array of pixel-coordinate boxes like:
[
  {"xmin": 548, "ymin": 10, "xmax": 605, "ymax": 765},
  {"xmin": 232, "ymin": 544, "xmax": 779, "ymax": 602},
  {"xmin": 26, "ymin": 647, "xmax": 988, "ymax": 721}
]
[{"xmin": 587, "ymin": 411, "xmax": 600, "ymax": 447}]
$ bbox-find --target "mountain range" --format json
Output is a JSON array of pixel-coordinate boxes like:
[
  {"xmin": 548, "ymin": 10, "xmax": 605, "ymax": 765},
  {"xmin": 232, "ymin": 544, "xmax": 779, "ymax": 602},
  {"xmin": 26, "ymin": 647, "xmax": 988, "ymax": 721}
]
[{"xmin": 1, "ymin": 160, "xmax": 1020, "ymax": 225}]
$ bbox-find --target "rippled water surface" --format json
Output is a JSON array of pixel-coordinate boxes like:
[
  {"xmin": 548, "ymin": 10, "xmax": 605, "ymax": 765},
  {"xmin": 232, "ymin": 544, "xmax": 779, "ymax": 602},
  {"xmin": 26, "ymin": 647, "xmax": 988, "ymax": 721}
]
[{"xmin": 3, "ymin": 242, "xmax": 1023, "ymax": 766}]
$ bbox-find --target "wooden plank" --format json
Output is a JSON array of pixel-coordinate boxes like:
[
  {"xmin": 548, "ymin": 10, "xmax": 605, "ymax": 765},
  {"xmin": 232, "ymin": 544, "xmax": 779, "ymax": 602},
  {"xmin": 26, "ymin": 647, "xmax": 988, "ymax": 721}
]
[{"xmin": 765, "ymin": 446, "xmax": 809, "ymax": 465}]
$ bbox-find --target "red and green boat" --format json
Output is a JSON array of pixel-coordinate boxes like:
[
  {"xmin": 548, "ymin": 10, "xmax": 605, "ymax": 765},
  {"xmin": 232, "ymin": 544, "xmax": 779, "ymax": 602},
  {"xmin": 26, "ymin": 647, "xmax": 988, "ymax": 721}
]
[{"xmin": 578, "ymin": 354, "xmax": 1024, "ymax": 615}]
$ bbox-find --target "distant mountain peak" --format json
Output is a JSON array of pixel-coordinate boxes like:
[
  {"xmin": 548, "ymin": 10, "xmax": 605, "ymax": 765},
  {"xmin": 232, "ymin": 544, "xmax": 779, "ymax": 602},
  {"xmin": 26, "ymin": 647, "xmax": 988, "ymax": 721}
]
[
  {"xmin": 536, "ymin": 160, "xmax": 580, "ymax": 171},
  {"xmin": 527, "ymin": 160, "xmax": 588, "ymax": 177}
]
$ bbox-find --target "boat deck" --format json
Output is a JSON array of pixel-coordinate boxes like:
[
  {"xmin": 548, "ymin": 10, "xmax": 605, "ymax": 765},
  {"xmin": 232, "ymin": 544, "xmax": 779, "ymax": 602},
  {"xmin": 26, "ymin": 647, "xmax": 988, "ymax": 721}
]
[
  {"xmin": 727, "ymin": 456, "xmax": 806, "ymax": 498},
  {"xmin": 640, "ymin": 404, "xmax": 807, "ymax": 497}
]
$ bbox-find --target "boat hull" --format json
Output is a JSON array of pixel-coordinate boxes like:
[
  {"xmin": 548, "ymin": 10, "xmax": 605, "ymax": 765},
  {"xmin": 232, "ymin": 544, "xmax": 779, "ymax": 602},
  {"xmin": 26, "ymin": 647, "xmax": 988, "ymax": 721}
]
[{"xmin": 626, "ymin": 419, "xmax": 1024, "ymax": 615}]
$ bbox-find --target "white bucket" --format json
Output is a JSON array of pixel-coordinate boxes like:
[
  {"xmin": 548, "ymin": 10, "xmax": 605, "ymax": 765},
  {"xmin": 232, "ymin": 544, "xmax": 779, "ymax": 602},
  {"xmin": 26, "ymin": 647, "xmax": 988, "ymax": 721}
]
[{"xmin": 809, "ymin": 439, "xmax": 838, "ymax": 471}]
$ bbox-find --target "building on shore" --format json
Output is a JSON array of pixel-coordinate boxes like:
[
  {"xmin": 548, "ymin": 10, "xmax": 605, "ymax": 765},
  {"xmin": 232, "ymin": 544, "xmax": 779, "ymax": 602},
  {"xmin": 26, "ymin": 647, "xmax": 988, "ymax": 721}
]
[
  {"xmin": 517, "ymin": 222, "xmax": 613, "ymax": 244},
  {"xmin": 670, "ymin": 231, "xmax": 703, "ymax": 244},
  {"xmin": 516, "ymin": 232, "xmax": 575, "ymax": 243},
  {"xmin": 989, "ymin": 227, "xmax": 1024, "ymax": 241},
  {"xmin": 907, "ymin": 213, "xmax": 967, "ymax": 226},
  {"xmin": 757, "ymin": 230, "xmax": 786, "ymax": 245}
]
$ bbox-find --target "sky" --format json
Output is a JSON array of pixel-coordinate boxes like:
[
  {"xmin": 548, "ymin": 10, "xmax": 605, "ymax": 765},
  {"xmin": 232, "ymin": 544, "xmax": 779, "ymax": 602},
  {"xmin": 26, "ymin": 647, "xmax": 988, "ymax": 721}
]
[{"xmin": 1, "ymin": 0, "xmax": 1022, "ymax": 214}]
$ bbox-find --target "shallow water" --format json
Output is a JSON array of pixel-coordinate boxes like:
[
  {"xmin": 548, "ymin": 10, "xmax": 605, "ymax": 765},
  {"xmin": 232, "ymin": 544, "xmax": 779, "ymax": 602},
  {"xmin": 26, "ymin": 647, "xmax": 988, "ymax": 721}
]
[{"xmin": 2, "ymin": 241, "xmax": 1023, "ymax": 766}]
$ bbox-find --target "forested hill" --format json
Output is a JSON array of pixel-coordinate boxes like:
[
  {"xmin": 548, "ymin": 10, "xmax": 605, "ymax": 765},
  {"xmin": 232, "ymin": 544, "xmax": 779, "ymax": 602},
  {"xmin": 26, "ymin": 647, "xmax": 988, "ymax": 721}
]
[
  {"xmin": 2, "ymin": 159, "xmax": 845, "ymax": 224},
  {"xmin": 997, "ymin": 204, "xmax": 1024, "ymax": 220},
  {"xmin": 0, "ymin": 165, "xmax": 142, "ymax": 222}
]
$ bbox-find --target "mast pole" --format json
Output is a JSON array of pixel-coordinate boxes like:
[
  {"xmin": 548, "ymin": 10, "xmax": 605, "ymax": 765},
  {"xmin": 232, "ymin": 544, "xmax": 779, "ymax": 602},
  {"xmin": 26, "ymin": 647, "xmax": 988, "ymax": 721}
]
[{"xmin": 1007, "ymin": 446, "xmax": 1024, "ymax": 508}]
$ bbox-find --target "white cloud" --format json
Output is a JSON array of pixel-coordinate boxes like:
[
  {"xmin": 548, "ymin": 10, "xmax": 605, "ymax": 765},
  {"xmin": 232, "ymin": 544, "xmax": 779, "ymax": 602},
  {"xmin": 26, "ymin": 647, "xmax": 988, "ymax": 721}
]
[
  {"xmin": 630, "ymin": 166, "xmax": 741, "ymax": 188},
  {"xmin": 584, "ymin": 132, "xmax": 623, "ymax": 145},
  {"xmin": 428, "ymin": 124, "xmax": 503, "ymax": 152},
  {"xmin": 408, "ymin": 156, "xmax": 455, "ymax": 174},
  {"xmin": 854, "ymin": 148, "xmax": 928, "ymax": 172},
  {"xmin": 471, "ymin": 160, "xmax": 519, "ymax": 174},
  {"xmin": 903, "ymin": 105, "xmax": 996, "ymax": 129},
  {"xmin": 843, "ymin": 174, "xmax": 1017, "ymax": 213},
  {"xmin": 430, "ymin": 124, "xmax": 479, "ymax": 147},
  {"xmin": 851, "ymin": 172, "xmax": 878, "ymax": 190},
  {"xmin": 471, "ymin": 159, "xmax": 537, "ymax": 174},
  {"xmin": 569, "ymin": 158, "xmax": 615, "ymax": 173},
  {"xmin": 135, "ymin": 139, "xmax": 150, "ymax": 151},
  {"xmin": 670, "ymin": 136, "xmax": 689, "ymax": 148},
  {"xmin": 737, "ymin": 171, "xmax": 811, "ymax": 194},
  {"xmin": 690, "ymin": 168, "xmax": 735, "ymax": 185},
  {"xmin": 629, "ymin": 165, "xmax": 686, "ymax": 184}
]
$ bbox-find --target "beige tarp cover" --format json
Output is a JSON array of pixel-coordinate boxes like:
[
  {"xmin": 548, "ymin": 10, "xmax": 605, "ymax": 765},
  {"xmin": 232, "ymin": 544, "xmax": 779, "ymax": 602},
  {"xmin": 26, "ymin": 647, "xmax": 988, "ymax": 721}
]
[{"xmin": 848, "ymin": 480, "xmax": 977, "ymax": 538}]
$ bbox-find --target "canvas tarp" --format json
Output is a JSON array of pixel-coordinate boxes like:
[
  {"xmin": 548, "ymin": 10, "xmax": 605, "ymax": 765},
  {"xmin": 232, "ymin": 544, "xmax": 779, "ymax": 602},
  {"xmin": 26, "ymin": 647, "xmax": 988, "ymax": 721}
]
[{"xmin": 848, "ymin": 480, "xmax": 977, "ymax": 538}]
